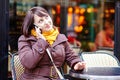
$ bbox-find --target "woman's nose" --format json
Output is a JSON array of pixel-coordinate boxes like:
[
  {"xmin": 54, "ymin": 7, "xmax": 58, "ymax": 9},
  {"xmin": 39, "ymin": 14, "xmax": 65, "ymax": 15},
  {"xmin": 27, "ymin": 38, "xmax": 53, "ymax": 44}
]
[{"xmin": 45, "ymin": 20, "xmax": 51, "ymax": 25}]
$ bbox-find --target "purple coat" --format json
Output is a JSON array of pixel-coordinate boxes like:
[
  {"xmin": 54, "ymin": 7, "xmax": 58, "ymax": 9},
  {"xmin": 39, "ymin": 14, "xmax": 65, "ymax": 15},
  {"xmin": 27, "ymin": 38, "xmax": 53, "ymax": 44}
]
[{"xmin": 18, "ymin": 34, "xmax": 81, "ymax": 80}]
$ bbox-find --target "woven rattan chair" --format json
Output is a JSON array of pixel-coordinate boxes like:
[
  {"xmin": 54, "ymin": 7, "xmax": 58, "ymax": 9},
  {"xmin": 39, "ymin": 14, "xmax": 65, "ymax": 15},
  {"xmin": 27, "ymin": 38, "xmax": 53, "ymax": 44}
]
[
  {"xmin": 81, "ymin": 52, "xmax": 120, "ymax": 67},
  {"xmin": 11, "ymin": 53, "xmax": 24, "ymax": 80}
]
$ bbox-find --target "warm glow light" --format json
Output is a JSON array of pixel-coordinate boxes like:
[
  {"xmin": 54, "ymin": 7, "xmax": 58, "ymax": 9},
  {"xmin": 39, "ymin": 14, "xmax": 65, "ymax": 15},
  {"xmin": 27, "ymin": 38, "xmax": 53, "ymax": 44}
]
[
  {"xmin": 56, "ymin": 4, "xmax": 60, "ymax": 14},
  {"xmin": 105, "ymin": 9, "xmax": 109, "ymax": 13},
  {"xmin": 74, "ymin": 26, "xmax": 83, "ymax": 33},
  {"xmin": 87, "ymin": 8, "xmax": 93, "ymax": 13},
  {"xmin": 75, "ymin": 7, "xmax": 79, "ymax": 14},
  {"xmin": 79, "ymin": 26, "xmax": 83, "ymax": 32},
  {"xmin": 110, "ymin": 9, "xmax": 115, "ymax": 13},
  {"xmin": 93, "ymin": 8, "xmax": 98, "ymax": 12},
  {"xmin": 78, "ymin": 16, "xmax": 85, "ymax": 24},
  {"xmin": 105, "ymin": 14, "xmax": 110, "ymax": 18},
  {"xmin": 74, "ymin": 16, "xmax": 79, "ymax": 25},
  {"xmin": 68, "ymin": 7, "xmax": 73, "ymax": 13},
  {"xmin": 79, "ymin": 8, "xmax": 85, "ymax": 14},
  {"xmin": 67, "ymin": 14, "xmax": 73, "ymax": 27},
  {"xmin": 75, "ymin": 16, "xmax": 79, "ymax": 20},
  {"xmin": 56, "ymin": 4, "xmax": 60, "ymax": 9},
  {"xmin": 56, "ymin": 16, "xmax": 60, "ymax": 24},
  {"xmin": 52, "ymin": 8, "xmax": 56, "ymax": 15}
]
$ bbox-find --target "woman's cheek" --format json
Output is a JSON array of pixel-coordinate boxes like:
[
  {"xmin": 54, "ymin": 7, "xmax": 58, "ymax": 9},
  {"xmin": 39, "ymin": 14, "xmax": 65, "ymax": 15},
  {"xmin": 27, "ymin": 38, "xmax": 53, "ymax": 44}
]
[{"xmin": 38, "ymin": 24, "xmax": 44, "ymax": 29}]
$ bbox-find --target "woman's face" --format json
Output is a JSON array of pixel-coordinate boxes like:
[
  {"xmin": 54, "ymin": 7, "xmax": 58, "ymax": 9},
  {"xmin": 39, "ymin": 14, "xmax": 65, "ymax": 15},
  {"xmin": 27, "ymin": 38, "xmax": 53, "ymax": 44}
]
[{"xmin": 34, "ymin": 13, "xmax": 53, "ymax": 32}]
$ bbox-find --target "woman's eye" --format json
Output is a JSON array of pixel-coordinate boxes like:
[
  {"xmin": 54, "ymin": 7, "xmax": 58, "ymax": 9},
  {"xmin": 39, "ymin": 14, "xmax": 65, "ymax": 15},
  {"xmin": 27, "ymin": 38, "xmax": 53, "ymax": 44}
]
[{"xmin": 39, "ymin": 19, "xmax": 43, "ymax": 23}]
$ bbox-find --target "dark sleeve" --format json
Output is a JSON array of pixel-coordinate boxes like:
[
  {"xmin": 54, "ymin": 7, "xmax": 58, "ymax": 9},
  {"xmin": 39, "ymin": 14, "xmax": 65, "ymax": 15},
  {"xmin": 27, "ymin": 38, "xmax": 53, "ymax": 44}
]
[
  {"xmin": 18, "ymin": 35, "xmax": 48, "ymax": 69},
  {"xmin": 64, "ymin": 41, "xmax": 81, "ymax": 68}
]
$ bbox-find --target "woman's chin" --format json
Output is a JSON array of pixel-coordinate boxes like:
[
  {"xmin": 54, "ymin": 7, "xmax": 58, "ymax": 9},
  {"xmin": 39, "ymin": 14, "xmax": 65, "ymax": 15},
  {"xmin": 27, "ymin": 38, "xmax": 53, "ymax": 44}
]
[{"xmin": 43, "ymin": 29, "xmax": 52, "ymax": 32}]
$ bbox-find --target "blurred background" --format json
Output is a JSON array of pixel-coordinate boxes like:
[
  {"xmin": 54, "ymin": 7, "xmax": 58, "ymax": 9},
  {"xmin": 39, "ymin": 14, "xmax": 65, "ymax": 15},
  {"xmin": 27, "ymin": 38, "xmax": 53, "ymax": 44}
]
[
  {"xmin": 6, "ymin": 0, "xmax": 120, "ymax": 79},
  {"xmin": 9, "ymin": 0, "xmax": 115, "ymax": 52}
]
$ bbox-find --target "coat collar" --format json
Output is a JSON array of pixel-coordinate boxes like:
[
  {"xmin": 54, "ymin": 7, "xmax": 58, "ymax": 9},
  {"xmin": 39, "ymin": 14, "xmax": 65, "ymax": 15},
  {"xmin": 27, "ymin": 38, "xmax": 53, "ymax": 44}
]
[
  {"xmin": 24, "ymin": 34, "xmax": 68, "ymax": 47},
  {"xmin": 25, "ymin": 35, "xmax": 37, "ymax": 41},
  {"xmin": 52, "ymin": 34, "xmax": 68, "ymax": 47}
]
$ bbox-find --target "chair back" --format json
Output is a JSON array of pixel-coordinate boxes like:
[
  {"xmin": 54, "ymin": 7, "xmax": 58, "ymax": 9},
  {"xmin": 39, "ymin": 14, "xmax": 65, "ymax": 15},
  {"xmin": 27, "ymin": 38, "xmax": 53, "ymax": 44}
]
[
  {"xmin": 96, "ymin": 47, "xmax": 114, "ymax": 55},
  {"xmin": 11, "ymin": 53, "xmax": 24, "ymax": 80},
  {"xmin": 81, "ymin": 52, "xmax": 120, "ymax": 67},
  {"xmin": 71, "ymin": 46, "xmax": 82, "ymax": 54}
]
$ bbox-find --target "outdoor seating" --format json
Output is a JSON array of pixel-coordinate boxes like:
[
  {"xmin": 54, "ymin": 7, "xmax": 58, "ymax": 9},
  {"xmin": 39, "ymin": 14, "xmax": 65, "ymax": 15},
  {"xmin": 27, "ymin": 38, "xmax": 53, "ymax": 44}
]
[
  {"xmin": 69, "ymin": 52, "xmax": 120, "ymax": 80},
  {"xmin": 96, "ymin": 47, "xmax": 114, "ymax": 55},
  {"xmin": 10, "ymin": 53, "xmax": 24, "ymax": 80},
  {"xmin": 80, "ymin": 52, "xmax": 120, "ymax": 67}
]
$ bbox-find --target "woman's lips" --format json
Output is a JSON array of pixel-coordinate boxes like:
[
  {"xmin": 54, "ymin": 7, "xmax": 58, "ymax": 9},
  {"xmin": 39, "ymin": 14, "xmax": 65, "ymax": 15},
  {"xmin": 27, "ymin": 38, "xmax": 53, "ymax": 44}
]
[{"xmin": 45, "ymin": 24, "xmax": 50, "ymax": 28}]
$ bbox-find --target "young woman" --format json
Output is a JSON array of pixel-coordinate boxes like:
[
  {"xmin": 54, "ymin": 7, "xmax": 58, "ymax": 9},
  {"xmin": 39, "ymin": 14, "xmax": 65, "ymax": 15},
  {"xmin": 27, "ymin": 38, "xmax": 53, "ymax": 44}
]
[{"xmin": 18, "ymin": 6, "xmax": 86, "ymax": 80}]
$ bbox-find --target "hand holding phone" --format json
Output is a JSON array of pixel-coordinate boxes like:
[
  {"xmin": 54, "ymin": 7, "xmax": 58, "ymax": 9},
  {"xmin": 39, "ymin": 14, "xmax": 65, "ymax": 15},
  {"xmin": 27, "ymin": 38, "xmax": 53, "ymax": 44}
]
[{"xmin": 34, "ymin": 24, "xmax": 46, "ymax": 40}]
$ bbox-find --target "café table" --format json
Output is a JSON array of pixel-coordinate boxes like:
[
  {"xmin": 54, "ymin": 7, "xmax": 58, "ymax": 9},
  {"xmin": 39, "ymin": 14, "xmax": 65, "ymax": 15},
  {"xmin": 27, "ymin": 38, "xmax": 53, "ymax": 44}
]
[{"xmin": 69, "ymin": 67, "xmax": 120, "ymax": 80}]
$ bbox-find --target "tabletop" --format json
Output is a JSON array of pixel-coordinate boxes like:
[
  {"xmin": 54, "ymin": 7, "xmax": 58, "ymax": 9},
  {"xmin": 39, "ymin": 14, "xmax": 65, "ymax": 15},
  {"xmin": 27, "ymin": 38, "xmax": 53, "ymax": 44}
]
[{"xmin": 69, "ymin": 67, "xmax": 120, "ymax": 80}]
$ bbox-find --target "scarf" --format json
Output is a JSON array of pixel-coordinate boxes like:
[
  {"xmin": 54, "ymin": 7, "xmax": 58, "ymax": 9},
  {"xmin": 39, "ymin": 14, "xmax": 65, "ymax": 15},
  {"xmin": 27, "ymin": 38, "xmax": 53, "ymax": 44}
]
[{"xmin": 31, "ymin": 28, "xmax": 59, "ymax": 45}]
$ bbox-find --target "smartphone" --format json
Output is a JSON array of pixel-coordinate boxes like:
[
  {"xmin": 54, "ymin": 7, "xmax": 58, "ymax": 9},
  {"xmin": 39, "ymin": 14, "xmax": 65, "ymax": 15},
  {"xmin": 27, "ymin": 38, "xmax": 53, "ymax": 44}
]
[
  {"xmin": 34, "ymin": 24, "xmax": 39, "ymax": 28},
  {"xmin": 34, "ymin": 24, "xmax": 42, "ymax": 34}
]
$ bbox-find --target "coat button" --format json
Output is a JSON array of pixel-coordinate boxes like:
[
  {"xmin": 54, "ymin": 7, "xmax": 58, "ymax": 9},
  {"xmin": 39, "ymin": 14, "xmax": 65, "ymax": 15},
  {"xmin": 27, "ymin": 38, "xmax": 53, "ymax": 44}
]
[{"xmin": 39, "ymin": 48, "xmax": 43, "ymax": 52}]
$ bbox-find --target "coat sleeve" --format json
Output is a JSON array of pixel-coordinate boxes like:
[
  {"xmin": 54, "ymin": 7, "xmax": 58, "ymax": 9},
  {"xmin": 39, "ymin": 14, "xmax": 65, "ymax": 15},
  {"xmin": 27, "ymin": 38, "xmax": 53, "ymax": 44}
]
[
  {"xmin": 64, "ymin": 41, "xmax": 82, "ymax": 68},
  {"xmin": 18, "ymin": 35, "xmax": 48, "ymax": 69}
]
